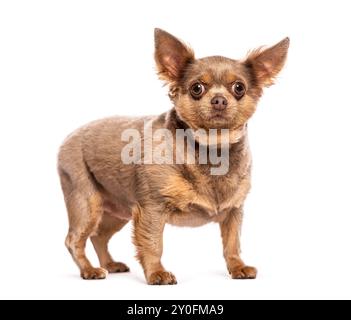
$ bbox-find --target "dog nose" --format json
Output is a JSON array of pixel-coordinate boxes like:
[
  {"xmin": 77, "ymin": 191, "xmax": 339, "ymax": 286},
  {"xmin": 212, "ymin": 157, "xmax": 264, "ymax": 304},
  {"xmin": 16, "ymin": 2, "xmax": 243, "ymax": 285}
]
[{"xmin": 211, "ymin": 96, "xmax": 228, "ymax": 111}]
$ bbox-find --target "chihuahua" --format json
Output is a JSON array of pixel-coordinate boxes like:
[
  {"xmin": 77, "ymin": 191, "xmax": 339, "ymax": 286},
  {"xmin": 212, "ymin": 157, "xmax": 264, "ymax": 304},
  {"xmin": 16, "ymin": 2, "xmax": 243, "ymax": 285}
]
[{"xmin": 58, "ymin": 29, "xmax": 289, "ymax": 284}]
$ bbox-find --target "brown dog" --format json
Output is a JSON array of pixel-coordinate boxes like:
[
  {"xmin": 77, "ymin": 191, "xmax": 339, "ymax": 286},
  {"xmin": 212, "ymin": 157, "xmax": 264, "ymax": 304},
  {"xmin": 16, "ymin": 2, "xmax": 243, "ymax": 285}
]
[{"xmin": 58, "ymin": 29, "xmax": 289, "ymax": 284}]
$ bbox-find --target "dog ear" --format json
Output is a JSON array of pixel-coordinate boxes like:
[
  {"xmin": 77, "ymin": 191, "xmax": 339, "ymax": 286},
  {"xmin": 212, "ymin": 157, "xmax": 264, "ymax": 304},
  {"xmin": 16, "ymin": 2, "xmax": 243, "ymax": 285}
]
[
  {"xmin": 245, "ymin": 37, "xmax": 290, "ymax": 87},
  {"xmin": 154, "ymin": 28, "xmax": 194, "ymax": 84}
]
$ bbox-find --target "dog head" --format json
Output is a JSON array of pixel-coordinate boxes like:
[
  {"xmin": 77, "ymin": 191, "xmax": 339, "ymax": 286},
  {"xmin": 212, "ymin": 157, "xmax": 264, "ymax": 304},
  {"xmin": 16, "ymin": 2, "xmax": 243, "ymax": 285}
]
[{"xmin": 154, "ymin": 28, "xmax": 289, "ymax": 131}]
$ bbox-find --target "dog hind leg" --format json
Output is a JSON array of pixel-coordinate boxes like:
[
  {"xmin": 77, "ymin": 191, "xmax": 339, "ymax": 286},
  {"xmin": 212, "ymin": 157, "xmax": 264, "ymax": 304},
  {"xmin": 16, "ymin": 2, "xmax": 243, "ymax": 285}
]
[
  {"xmin": 59, "ymin": 160, "xmax": 107, "ymax": 280},
  {"xmin": 90, "ymin": 214, "xmax": 130, "ymax": 273},
  {"xmin": 64, "ymin": 189, "xmax": 107, "ymax": 280}
]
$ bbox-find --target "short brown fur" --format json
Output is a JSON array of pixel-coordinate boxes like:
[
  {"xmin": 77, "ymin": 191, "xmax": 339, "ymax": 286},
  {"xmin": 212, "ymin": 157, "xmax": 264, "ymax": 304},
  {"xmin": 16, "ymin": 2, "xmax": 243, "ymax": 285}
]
[{"xmin": 58, "ymin": 29, "xmax": 289, "ymax": 284}]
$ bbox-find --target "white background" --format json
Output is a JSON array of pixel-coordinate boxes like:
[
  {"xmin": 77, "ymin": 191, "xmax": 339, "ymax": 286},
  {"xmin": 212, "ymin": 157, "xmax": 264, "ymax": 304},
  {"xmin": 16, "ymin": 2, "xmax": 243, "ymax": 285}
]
[{"xmin": 1, "ymin": 0, "xmax": 350, "ymax": 300}]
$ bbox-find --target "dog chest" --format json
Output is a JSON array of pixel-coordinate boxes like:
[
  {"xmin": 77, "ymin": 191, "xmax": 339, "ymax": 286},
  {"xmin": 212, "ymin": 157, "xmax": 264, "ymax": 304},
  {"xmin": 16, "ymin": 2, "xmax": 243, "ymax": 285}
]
[{"xmin": 162, "ymin": 167, "xmax": 251, "ymax": 227}]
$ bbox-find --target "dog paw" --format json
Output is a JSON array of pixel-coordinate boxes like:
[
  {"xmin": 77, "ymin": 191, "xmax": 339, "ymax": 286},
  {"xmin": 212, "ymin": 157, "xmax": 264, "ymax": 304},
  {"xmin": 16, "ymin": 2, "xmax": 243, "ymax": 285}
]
[
  {"xmin": 147, "ymin": 271, "xmax": 177, "ymax": 285},
  {"xmin": 104, "ymin": 262, "xmax": 130, "ymax": 273},
  {"xmin": 81, "ymin": 267, "xmax": 107, "ymax": 280},
  {"xmin": 230, "ymin": 266, "xmax": 257, "ymax": 280}
]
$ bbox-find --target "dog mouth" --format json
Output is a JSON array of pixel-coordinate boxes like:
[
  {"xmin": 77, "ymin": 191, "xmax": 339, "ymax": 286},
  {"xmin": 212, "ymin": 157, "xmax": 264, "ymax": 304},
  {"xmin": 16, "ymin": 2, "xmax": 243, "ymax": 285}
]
[
  {"xmin": 209, "ymin": 112, "xmax": 228, "ymax": 121},
  {"xmin": 195, "ymin": 108, "xmax": 235, "ymax": 129}
]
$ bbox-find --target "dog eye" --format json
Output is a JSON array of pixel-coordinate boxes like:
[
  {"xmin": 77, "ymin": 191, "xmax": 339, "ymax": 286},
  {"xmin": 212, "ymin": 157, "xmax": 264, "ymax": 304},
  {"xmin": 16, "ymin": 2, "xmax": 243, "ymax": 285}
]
[
  {"xmin": 190, "ymin": 83, "xmax": 205, "ymax": 98},
  {"xmin": 232, "ymin": 81, "xmax": 246, "ymax": 99}
]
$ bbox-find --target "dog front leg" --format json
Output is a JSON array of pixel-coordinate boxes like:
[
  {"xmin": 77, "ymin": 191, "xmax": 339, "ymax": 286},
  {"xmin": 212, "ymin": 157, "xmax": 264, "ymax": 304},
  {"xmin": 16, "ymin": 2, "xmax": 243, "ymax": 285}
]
[
  {"xmin": 220, "ymin": 207, "xmax": 257, "ymax": 279},
  {"xmin": 133, "ymin": 205, "xmax": 177, "ymax": 285}
]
